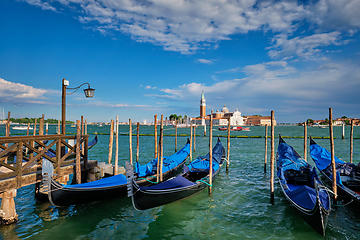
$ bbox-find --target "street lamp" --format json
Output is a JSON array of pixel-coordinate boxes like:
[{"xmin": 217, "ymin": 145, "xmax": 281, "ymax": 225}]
[{"xmin": 61, "ymin": 78, "xmax": 95, "ymax": 135}]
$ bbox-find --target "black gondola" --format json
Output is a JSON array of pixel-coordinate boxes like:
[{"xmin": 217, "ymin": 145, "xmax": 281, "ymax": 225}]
[
  {"xmin": 43, "ymin": 140, "xmax": 190, "ymax": 206},
  {"xmin": 277, "ymin": 135, "xmax": 331, "ymax": 236},
  {"xmin": 127, "ymin": 138, "xmax": 225, "ymax": 211},
  {"xmin": 310, "ymin": 136, "xmax": 360, "ymax": 205}
]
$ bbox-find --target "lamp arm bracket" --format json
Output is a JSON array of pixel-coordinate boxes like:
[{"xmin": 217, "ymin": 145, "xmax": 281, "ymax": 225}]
[{"xmin": 67, "ymin": 83, "xmax": 91, "ymax": 95}]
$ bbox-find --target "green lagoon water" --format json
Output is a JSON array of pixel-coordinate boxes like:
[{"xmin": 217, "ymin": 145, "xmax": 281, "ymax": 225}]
[{"xmin": 1, "ymin": 125, "xmax": 359, "ymax": 239}]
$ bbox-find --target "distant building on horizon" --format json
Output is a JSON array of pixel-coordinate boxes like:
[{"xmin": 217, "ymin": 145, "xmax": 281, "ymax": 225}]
[{"xmin": 191, "ymin": 91, "xmax": 276, "ymax": 126}]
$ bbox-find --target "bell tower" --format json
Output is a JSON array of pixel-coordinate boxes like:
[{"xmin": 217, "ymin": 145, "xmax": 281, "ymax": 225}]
[{"xmin": 200, "ymin": 90, "xmax": 206, "ymax": 118}]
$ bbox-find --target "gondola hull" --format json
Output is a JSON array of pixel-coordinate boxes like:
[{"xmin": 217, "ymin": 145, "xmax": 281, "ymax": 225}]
[
  {"xmin": 309, "ymin": 137, "xmax": 360, "ymax": 205},
  {"xmin": 277, "ymin": 136, "xmax": 331, "ymax": 236},
  {"xmin": 129, "ymin": 139, "xmax": 226, "ymax": 210},
  {"xmin": 132, "ymin": 162, "xmax": 224, "ymax": 210},
  {"xmin": 279, "ymin": 180, "xmax": 329, "ymax": 235},
  {"xmin": 319, "ymin": 170, "xmax": 360, "ymax": 205},
  {"xmin": 48, "ymin": 157, "xmax": 187, "ymax": 206}
]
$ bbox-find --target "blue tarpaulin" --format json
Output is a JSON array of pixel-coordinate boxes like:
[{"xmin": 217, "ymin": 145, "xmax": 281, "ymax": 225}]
[
  {"xmin": 189, "ymin": 140, "xmax": 224, "ymax": 173},
  {"xmin": 277, "ymin": 139, "xmax": 330, "ymax": 211},
  {"xmin": 310, "ymin": 143, "xmax": 344, "ymax": 171},
  {"xmin": 135, "ymin": 142, "xmax": 190, "ymax": 177}
]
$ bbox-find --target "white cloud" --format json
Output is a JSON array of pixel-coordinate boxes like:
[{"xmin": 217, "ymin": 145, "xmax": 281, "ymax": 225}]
[
  {"xmin": 146, "ymin": 60, "xmax": 360, "ymax": 119},
  {"xmin": 0, "ymin": 78, "xmax": 52, "ymax": 102},
  {"xmin": 22, "ymin": 0, "xmax": 57, "ymax": 11},
  {"xmin": 267, "ymin": 32, "xmax": 345, "ymax": 59},
  {"xmin": 196, "ymin": 59, "xmax": 214, "ymax": 64},
  {"xmin": 21, "ymin": 0, "xmax": 360, "ymax": 57}
]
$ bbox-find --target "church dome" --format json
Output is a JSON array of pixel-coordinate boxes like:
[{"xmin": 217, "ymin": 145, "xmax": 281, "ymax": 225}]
[{"xmin": 222, "ymin": 105, "xmax": 229, "ymax": 113}]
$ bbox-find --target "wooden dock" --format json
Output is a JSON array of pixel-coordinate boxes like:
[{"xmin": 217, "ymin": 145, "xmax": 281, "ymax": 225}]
[{"xmin": 0, "ymin": 134, "xmax": 97, "ymax": 224}]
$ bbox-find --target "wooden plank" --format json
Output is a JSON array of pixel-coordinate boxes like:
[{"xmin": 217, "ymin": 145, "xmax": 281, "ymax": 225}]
[{"xmin": 0, "ymin": 160, "xmax": 97, "ymax": 192}]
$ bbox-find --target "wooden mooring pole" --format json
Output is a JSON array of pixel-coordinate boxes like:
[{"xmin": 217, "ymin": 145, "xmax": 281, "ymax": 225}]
[
  {"xmin": 209, "ymin": 114, "xmax": 213, "ymax": 194},
  {"xmin": 350, "ymin": 120, "xmax": 354, "ymax": 163},
  {"xmin": 342, "ymin": 123, "xmax": 345, "ymax": 139},
  {"xmin": 329, "ymin": 108, "xmax": 337, "ymax": 201},
  {"xmin": 81, "ymin": 116, "xmax": 84, "ymax": 155},
  {"xmin": 270, "ymin": 111, "xmax": 275, "ymax": 204},
  {"xmin": 108, "ymin": 119, "xmax": 114, "ymax": 164},
  {"xmin": 226, "ymin": 118, "xmax": 231, "ymax": 171},
  {"xmin": 193, "ymin": 124, "xmax": 196, "ymax": 152},
  {"xmin": 129, "ymin": 119, "xmax": 133, "ymax": 165},
  {"xmin": 5, "ymin": 111, "xmax": 10, "ymax": 163},
  {"xmin": 76, "ymin": 120, "xmax": 81, "ymax": 184},
  {"xmin": 175, "ymin": 120, "xmax": 178, "ymax": 152},
  {"xmin": 190, "ymin": 123, "xmax": 193, "ymax": 162},
  {"xmin": 264, "ymin": 125, "xmax": 268, "ymax": 173},
  {"xmin": 136, "ymin": 122, "xmax": 140, "ymax": 162},
  {"xmin": 155, "ymin": 115, "xmax": 160, "ymax": 182},
  {"xmin": 154, "ymin": 114, "xmax": 158, "ymax": 159},
  {"xmin": 160, "ymin": 115, "xmax": 164, "ymax": 182},
  {"xmin": 304, "ymin": 121, "xmax": 307, "ymax": 162},
  {"xmin": 115, "ymin": 116, "xmax": 119, "ymax": 175}
]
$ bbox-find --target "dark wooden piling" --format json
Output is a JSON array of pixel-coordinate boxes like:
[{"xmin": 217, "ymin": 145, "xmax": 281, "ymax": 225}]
[
  {"xmin": 154, "ymin": 114, "xmax": 158, "ymax": 159},
  {"xmin": 108, "ymin": 119, "xmax": 114, "ymax": 164},
  {"xmin": 129, "ymin": 119, "xmax": 133, "ymax": 165},
  {"xmin": 81, "ymin": 116, "xmax": 84, "ymax": 155},
  {"xmin": 304, "ymin": 121, "xmax": 307, "ymax": 162},
  {"xmin": 226, "ymin": 118, "xmax": 231, "ymax": 171},
  {"xmin": 350, "ymin": 120, "xmax": 354, "ymax": 163},
  {"xmin": 270, "ymin": 111, "xmax": 275, "ymax": 204},
  {"xmin": 209, "ymin": 114, "xmax": 213, "ymax": 194},
  {"xmin": 136, "ymin": 122, "xmax": 140, "ymax": 162},
  {"xmin": 57, "ymin": 120, "xmax": 60, "ymax": 134},
  {"xmin": 75, "ymin": 120, "xmax": 81, "ymax": 184},
  {"xmin": 264, "ymin": 125, "xmax": 268, "ymax": 173},
  {"xmin": 329, "ymin": 108, "xmax": 337, "ymax": 200}
]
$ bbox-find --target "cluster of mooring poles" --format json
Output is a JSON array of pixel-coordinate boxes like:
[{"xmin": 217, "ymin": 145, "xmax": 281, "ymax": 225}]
[
  {"xmin": 267, "ymin": 108, "xmax": 355, "ymax": 204},
  {"xmin": 106, "ymin": 114, "xmax": 231, "ymax": 191}
]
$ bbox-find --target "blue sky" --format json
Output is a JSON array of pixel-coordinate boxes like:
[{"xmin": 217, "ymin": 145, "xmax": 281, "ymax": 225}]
[{"xmin": 1, "ymin": 0, "xmax": 359, "ymax": 123}]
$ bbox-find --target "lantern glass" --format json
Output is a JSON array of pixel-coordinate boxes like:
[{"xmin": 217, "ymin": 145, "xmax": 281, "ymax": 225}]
[{"xmin": 84, "ymin": 87, "xmax": 95, "ymax": 98}]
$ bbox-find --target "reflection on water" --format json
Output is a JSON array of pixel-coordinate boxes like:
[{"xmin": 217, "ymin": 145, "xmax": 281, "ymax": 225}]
[{"xmin": 0, "ymin": 125, "xmax": 359, "ymax": 239}]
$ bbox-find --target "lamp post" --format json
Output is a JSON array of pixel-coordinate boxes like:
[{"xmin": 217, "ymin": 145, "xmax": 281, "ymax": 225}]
[{"xmin": 61, "ymin": 78, "xmax": 95, "ymax": 135}]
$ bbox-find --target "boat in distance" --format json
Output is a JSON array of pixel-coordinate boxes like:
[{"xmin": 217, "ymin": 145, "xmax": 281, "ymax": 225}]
[
  {"xmin": 310, "ymin": 136, "xmax": 360, "ymax": 205},
  {"xmin": 43, "ymin": 140, "xmax": 190, "ymax": 207},
  {"xmin": 277, "ymin": 135, "xmax": 331, "ymax": 236},
  {"xmin": 218, "ymin": 126, "xmax": 250, "ymax": 131},
  {"xmin": 127, "ymin": 138, "xmax": 225, "ymax": 211},
  {"xmin": 12, "ymin": 125, "xmax": 34, "ymax": 130}
]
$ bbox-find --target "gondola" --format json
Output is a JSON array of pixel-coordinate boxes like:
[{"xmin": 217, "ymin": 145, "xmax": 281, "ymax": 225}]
[
  {"xmin": 43, "ymin": 140, "xmax": 190, "ymax": 207},
  {"xmin": 277, "ymin": 135, "xmax": 331, "ymax": 236},
  {"xmin": 310, "ymin": 137, "xmax": 360, "ymax": 205},
  {"xmin": 127, "ymin": 138, "xmax": 225, "ymax": 211}
]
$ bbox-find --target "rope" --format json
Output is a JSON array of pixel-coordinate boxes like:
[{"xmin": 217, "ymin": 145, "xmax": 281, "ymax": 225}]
[
  {"xmin": 137, "ymin": 177, "xmax": 159, "ymax": 184},
  {"xmin": 196, "ymin": 179, "xmax": 212, "ymax": 187}
]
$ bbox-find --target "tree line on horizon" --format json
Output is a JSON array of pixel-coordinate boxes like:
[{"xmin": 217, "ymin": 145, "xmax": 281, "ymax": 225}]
[{"xmin": 8, "ymin": 117, "xmax": 74, "ymax": 124}]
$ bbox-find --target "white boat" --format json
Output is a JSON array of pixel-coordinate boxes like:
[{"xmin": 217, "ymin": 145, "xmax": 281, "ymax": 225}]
[{"xmin": 12, "ymin": 125, "xmax": 33, "ymax": 130}]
